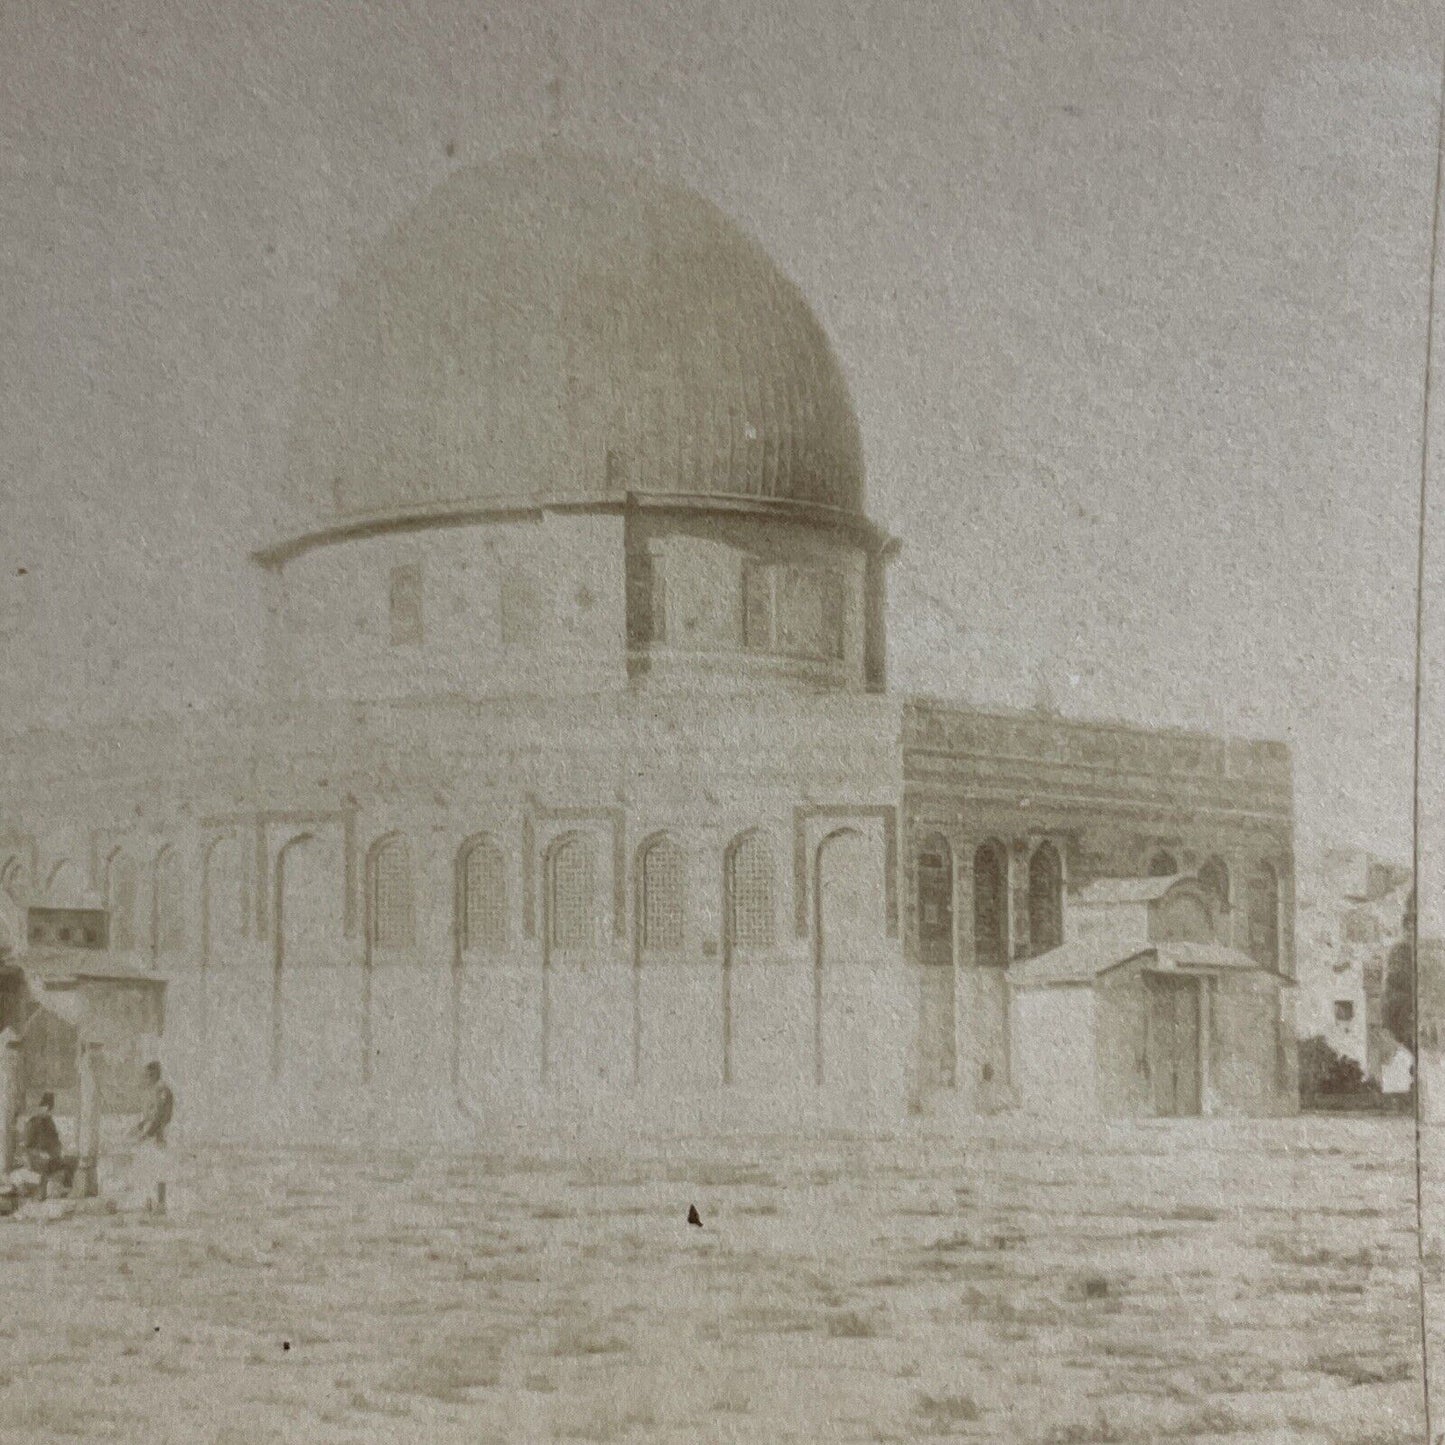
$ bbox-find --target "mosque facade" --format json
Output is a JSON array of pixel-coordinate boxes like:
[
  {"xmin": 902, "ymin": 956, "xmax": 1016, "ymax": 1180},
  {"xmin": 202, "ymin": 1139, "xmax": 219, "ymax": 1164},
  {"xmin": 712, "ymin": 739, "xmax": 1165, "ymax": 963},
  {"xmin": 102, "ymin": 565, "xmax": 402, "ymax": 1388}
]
[{"xmin": 0, "ymin": 152, "xmax": 1298, "ymax": 1136}]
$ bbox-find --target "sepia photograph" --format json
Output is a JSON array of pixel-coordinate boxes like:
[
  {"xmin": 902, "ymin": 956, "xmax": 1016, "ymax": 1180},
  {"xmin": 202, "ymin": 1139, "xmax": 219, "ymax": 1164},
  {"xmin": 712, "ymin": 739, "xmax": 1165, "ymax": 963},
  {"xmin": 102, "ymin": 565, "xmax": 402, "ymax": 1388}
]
[{"xmin": 1, "ymin": 2, "xmax": 1443, "ymax": 1440}]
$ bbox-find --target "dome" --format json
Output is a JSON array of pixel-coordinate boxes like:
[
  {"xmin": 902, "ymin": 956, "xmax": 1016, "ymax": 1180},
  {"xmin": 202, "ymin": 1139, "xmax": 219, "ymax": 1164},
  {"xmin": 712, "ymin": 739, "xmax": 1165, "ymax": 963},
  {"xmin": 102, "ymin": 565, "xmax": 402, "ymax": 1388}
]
[{"xmin": 282, "ymin": 149, "xmax": 866, "ymax": 537}]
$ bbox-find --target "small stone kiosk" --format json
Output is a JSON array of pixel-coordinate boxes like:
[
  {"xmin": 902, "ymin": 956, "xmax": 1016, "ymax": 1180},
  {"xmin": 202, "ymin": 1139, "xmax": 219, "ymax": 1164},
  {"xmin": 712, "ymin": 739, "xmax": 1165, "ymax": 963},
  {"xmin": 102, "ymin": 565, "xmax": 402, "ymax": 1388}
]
[
  {"xmin": 0, "ymin": 906, "xmax": 166, "ymax": 1188},
  {"xmin": 1009, "ymin": 878, "xmax": 1295, "ymax": 1119}
]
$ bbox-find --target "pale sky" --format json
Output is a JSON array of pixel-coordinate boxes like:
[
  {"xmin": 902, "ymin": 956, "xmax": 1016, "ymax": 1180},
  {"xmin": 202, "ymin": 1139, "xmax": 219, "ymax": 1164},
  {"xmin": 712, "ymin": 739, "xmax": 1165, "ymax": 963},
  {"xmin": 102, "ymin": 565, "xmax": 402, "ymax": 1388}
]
[{"xmin": 1, "ymin": 0, "xmax": 1440, "ymax": 903}]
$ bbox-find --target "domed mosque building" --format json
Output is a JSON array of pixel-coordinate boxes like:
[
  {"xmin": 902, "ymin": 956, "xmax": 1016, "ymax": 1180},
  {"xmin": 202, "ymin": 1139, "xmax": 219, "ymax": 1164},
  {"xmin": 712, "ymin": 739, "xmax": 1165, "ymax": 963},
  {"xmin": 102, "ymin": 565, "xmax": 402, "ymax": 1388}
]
[{"xmin": 0, "ymin": 152, "xmax": 1298, "ymax": 1136}]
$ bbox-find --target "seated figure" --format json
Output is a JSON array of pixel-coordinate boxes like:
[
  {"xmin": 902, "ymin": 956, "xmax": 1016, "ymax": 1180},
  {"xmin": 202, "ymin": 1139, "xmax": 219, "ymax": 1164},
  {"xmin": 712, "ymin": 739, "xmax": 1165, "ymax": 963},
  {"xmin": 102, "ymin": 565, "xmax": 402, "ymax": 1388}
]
[{"xmin": 21, "ymin": 1093, "xmax": 78, "ymax": 1199}]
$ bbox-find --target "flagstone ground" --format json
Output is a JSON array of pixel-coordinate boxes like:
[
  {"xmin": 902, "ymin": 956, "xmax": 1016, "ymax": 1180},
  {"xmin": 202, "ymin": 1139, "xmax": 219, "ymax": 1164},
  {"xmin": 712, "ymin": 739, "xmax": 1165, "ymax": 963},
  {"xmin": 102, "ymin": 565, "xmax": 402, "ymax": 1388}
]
[{"xmin": 0, "ymin": 1116, "xmax": 1435, "ymax": 1443}]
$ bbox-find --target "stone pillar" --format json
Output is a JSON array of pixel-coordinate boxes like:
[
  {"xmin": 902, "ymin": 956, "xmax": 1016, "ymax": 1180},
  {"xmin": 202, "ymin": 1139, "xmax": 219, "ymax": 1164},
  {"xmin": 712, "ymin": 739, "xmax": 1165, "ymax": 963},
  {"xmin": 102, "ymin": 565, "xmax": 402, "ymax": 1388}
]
[
  {"xmin": 0, "ymin": 1032, "xmax": 21, "ymax": 1173},
  {"xmin": 77, "ymin": 1041, "xmax": 102, "ymax": 1198}
]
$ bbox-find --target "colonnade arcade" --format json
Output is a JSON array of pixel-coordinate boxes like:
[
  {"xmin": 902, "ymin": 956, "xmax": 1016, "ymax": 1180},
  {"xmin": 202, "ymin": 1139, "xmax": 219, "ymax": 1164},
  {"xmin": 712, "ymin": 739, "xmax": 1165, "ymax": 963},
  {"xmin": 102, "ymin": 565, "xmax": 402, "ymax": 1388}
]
[
  {"xmin": 902, "ymin": 828, "xmax": 1290, "ymax": 974},
  {"xmin": 0, "ymin": 805, "xmax": 904, "ymax": 1101}
]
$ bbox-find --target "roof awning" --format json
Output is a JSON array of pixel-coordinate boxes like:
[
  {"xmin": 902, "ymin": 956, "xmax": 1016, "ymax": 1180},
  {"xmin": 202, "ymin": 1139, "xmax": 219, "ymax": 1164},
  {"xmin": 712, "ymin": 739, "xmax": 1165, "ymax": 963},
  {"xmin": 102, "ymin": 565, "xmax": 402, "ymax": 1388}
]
[
  {"xmin": 1010, "ymin": 939, "xmax": 1292, "ymax": 989},
  {"xmin": 1, "ymin": 949, "xmax": 167, "ymax": 989},
  {"xmin": 1070, "ymin": 877, "xmax": 1184, "ymax": 907},
  {"xmin": 1139, "ymin": 941, "xmax": 1275, "ymax": 976}
]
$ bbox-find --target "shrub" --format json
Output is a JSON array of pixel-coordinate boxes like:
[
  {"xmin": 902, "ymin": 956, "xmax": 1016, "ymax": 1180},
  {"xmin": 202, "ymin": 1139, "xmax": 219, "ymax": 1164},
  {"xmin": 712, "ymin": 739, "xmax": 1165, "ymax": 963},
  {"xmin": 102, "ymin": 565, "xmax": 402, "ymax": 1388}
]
[{"xmin": 1299, "ymin": 1035, "xmax": 1363, "ymax": 1094}]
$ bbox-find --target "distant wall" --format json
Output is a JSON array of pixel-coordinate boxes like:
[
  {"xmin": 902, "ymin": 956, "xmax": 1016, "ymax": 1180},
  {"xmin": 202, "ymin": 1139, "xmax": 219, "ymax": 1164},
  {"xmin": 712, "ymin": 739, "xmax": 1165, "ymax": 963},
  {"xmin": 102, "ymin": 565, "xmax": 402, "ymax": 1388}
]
[
  {"xmin": 1013, "ymin": 986, "xmax": 1096, "ymax": 1116},
  {"xmin": 1, "ymin": 691, "xmax": 909, "ymax": 1137},
  {"xmin": 266, "ymin": 513, "xmax": 629, "ymax": 703},
  {"xmin": 262, "ymin": 507, "xmax": 883, "ymax": 707},
  {"xmin": 624, "ymin": 510, "xmax": 874, "ymax": 693},
  {"xmin": 1211, "ymin": 972, "xmax": 1296, "ymax": 1118}
]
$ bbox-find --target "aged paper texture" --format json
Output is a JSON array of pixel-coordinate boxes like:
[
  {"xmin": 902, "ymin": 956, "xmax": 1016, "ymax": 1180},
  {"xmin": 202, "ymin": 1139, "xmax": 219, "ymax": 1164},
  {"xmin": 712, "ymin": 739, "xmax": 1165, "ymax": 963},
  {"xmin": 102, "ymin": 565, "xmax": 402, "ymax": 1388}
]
[{"xmin": 2, "ymin": 2, "xmax": 1443, "ymax": 1441}]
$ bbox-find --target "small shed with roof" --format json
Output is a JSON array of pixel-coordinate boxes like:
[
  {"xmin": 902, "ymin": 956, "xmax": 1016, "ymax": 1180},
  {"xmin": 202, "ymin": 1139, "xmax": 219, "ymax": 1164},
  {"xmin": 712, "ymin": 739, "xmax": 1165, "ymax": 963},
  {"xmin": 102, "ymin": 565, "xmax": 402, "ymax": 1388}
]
[
  {"xmin": 0, "ymin": 908, "xmax": 167, "ymax": 1118},
  {"xmin": 1009, "ymin": 876, "xmax": 1295, "ymax": 1119}
]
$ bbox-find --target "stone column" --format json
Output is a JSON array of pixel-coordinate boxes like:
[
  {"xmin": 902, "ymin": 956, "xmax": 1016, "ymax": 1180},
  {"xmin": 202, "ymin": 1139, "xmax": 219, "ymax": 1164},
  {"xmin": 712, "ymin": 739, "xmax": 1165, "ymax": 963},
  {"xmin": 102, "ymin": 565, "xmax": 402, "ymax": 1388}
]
[
  {"xmin": 0, "ymin": 1032, "xmax": 21, "ymax": 1173},
  {"xmin": 77, "ymin": 1041, "xmax": 102, "ymax": 1198}
]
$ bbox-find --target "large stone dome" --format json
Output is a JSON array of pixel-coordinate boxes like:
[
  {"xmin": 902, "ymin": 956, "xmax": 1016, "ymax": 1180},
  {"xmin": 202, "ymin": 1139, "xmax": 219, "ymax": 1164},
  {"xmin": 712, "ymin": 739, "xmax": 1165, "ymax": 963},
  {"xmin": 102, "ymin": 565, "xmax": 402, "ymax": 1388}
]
[{"xmin": 283, "ymin": 149, "xmax": 866, "ymax": 536}]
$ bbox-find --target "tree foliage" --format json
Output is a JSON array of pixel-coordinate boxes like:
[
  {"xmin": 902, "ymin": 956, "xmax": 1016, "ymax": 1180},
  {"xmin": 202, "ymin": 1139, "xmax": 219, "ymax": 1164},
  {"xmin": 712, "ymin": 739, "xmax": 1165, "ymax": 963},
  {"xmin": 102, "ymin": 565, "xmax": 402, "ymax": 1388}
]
[
  {"xmin": 1382, "ymin": 923, "xmax": 1445, "ymax": 1055},
  {"xmin": 1298, "ymin": 1035, "xmax": 1368, "ymax": 1099},
  {"xmin": 1383, "ymin": 940, "xmax": 1415, "ymax": 1052}
]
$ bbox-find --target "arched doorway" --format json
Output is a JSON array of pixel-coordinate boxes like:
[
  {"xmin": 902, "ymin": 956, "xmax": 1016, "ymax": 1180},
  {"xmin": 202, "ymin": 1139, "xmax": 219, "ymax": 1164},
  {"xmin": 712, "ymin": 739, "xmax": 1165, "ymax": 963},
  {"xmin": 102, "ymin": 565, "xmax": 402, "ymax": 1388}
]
[
  {"xmin": 722, "ymin": 830, "xmax": 781, "ymax": 1089},
  {"xmin": 1028, "ymin": 842, "xmax": 1064, "ymax": 955},
  {"xmin": 1198, "ymin": 856, "xmax": 1230, "ymax": 910},
  {"xmin": 272, "ymin": 834, "xmax": 313, "ymax": 1082},
  {"xmin": 105, "ymin": 852, "xmax": 138, "ymax": 954},
  {"xmin": 633, "ymin": 832, "xmax": 691, "ymax": 1089},
  {"xmin": 273, "ymin": 830, "xmax": 349, "ymax": 1091},
  {"xmin": 453, "ymin": 832, "xmax": 523, "ymax": 1098},
  {"xmin": 915, "ymin": 835, "xmax": 955, "ymax": 1090},
  {"xmin": 0, "ymin": 856, "xmax": 26, "ymax": 908},
  {"xmin": 1147, "ymin": 974, "xmax": 1202, "ymax": 1117},
  {"xmin": 202, "ymin": 835, "xmax": 245, "ymax": 970},
  {"xmin": 972, "ymin": 841, "xmax": 1009, "ymax": 968},
  {"xmin": 813, "ymin": 827, "xmax": 882, "ymax": 1091},
  {"xmin": 541, "ymin": 832, "xmax": 598, "ymax": 1085},
  {"xmin": 150, "ymin": 847, "xmax": 184, "ymax": 967},
  {"xmin": 44, "ymin": 860, "xmax": 82, "ymax": 908},
  {"xmin": 190, "ymin": 834, "xmax": 243, "ymax": 1102},
  {"xmin": 1147, "ymin": 850, "xmax": 1179, "ymax": 878}
]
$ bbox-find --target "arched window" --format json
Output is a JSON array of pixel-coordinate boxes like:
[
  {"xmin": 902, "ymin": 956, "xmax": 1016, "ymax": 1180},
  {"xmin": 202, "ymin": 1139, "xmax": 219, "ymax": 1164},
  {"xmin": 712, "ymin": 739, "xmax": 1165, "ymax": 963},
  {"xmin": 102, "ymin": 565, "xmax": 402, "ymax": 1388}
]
[
  {"xmin": 743, "ymin": 564, "xmax": 845, "ymax": 662},
  {"xmin": 1247, "ymin": 862, "xmax": 1280, "ymax": 971},
  {"xmin": 1028, "ymin": 842, "xmax": 1064, "ymax": 956},
  {"xmin": 972, "ymin": 841, "xmax": 1009, "ymax": 967},
  {"xmin": 1147, "ymin": 850, "xmax": 1179, "ymax": 878},
  {"xmin": 916, "ymin": 834, "xmax": 956, "ymax": 1088},
  {"xmin": 45, "ymin": 860, "xmax": 82, "ymax": 907},
  {"xmin": 107, "ymin": 852, "xmax": 137, "ymax": 952},
  {"xmin": 388, "ymin": 563, "xmax": 423, "ymax": 646},
  {"xmin": 547, "ymin": 835, "xmax": 596, "ymax": 949},
  {"xmin": 370, "ymin": 836, "xmax": 415, "ymax": 951},
  {"xmin": 1198, "ymin": 856, "xmax": 1230, "ymax": 908},
  {"xmin": 915, "ymin": 835, "xmax": 953, "ymax": 962},
  {"xmin": 460, "ymin": 837, "xmax": 508, "ymax": 953},
  {"xmin": 1344, "ymin": 908, "xmax": 1378, "ymax": 946},
  {"xmin": 500, "ymin": 569, "xmax": 548, "ymax": 646},
  {"xmin": 0, "ymin": 857, "xmax": 24, "ymax": 907},
  {"xmin": 202, "ymin": 835, "xmax": 245, "ymax": 966},
  {"xmin": 1153, "ymin": 886, "xmax": 1215, "ymax": 945},
  {"xmin": 152, "ymin": 848, "xmax": 184, "ymax": 957},
  {"xmin": 726, "ymin": 832, "xmax": 775, "ymax": 949},
  {"xmin": 625, "ymin": 544, "xmax": 666, "ymax": 647},
  {"xmin": 638, "ymin": 835, "xmax": 686, "ymax": 952}
]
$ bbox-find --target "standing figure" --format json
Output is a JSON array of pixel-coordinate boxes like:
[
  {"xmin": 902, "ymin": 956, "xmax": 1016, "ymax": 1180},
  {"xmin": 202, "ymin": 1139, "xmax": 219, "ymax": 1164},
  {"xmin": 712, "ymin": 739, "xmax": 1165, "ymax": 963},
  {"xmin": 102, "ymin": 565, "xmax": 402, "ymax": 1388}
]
[{"xmin": 131, "ymin": 1061, "xmax": 174, "ymax": 1214}]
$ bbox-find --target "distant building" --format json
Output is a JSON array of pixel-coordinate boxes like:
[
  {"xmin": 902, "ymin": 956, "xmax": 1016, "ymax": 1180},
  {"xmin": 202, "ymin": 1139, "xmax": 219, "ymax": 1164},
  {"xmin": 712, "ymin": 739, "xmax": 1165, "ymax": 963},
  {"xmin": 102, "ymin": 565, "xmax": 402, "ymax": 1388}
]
[
  {"xmin": 0, "ymin": 150, "xmax": 1299, "ymax": 1134},
  {"xmin": 1381, "ymin": 1045, "xmax": 1414, "ymax": 1096},
  {"xmin": 1295, "ymin": 847, "xmax": 1412, "ymax": 1079}
]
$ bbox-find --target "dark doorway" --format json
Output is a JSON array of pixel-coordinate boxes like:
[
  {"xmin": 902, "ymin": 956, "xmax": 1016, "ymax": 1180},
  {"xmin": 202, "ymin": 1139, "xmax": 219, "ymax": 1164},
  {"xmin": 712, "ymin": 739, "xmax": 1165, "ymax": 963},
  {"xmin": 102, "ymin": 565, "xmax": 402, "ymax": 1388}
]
[
  {"xmin": 915, "ymin": 838, "xmax": 955, "ymax": 1089},
  {"xmin": 1146, "ymin": 974, "xmax": 1201, "ymax": 1117},
  {"xmin": 972, "ymin": 842, "xmax": 1008, "ymax": 967}
]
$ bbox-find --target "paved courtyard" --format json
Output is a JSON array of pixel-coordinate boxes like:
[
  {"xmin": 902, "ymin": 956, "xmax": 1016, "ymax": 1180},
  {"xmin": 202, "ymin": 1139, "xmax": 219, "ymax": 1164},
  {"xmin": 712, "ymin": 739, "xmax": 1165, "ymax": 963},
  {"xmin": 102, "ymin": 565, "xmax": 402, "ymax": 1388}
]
[{"xmin": 0, "ymin": 1116, "xmax": 1434, "ymax": 1443}]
